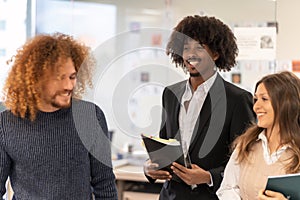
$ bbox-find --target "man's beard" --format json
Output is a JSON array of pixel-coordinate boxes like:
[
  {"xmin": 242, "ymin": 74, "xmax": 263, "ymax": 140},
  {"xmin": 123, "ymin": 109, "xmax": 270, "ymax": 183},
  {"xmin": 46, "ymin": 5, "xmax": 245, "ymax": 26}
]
[
  {"xmin": 51, "ymin": 101, "xmax": 71, "ymax": 109},
  {"xmin": 189, "ymin": 72, "xmax": 201, "ymax": 77},
  {"xmin": 49, "ymin": 94, "xmax": 72, "ymax": 109}
]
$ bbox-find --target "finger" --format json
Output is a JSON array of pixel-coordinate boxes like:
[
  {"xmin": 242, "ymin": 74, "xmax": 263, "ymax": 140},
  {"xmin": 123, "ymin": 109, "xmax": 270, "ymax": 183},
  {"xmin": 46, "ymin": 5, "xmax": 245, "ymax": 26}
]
[
  {"xmin": 144, "ymin": 160, "xmax": 159, "ymax": 171},
  {"xmin": 148, "ymin": 170, "xmax": 172, "ymax": 180},
  {"xmin": 257, "ymin": 189, "xmax": 267, "ymax": 200},
  {"xmin": 147, "ymin": 170, "xmax": 170, "ymax": 177},
  {"xmin": 171, "ymin": 166, "xmax": 184, "ymax": 179},
  {"xmin": 258, "ymin": 189, "xmax": 265, "ymax": 196},
  {"xmin": 150, "ymin": 174, "xmax": 172, "ymax": 180},
  {"xmin": 172, "ymin": 162, "xmax": 187, "ymax": 172},
  {"xmin": 171, "ymin": 165, "xmax": 195, "ymax": 185},
  {"xmin": 148, "ymin": 163, "xmax": 159, "ymax": 169},
  {"xmin": 264, "ymin": 190, "xmax": 285, "ymax": 198},
  {"xmin": 171, "ymin": 165, "xmax": 188, "ymax": 179},
  {"xmin": 144, "ymin": 160, "xmax": 159, "ymax": 167},
  {"xmin": 191, "ymin": 164, "xmax": 200, "ymax": 169}
]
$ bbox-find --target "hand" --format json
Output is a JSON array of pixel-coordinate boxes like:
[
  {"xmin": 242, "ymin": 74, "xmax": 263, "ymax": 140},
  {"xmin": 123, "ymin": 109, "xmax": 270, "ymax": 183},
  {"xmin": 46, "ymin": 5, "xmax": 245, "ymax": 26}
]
[
  {"xmin": 171, "ymin": 162, "xmax": 211, "ymax": 185},
  {"xmin": 143, "ymin": 160, "xmax": 172, "ymax": 181},
  {"xmin": 258, "ymin": 189, "xmax": 288, "ymax": 200}
]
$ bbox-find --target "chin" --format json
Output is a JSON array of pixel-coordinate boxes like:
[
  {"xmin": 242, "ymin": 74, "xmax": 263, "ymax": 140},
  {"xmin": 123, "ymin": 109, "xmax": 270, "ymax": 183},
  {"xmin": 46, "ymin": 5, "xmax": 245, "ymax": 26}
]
[
  {"xmin": 189, "ymin": 72, "xmax": 201, "ymax": 77},
  {"xmin": 257, "ymin": 123, "xmax": 268, "ymax": 129},
  {"xmin": 60, "ymin": 103, "xmax": 71, "ymax": 109},
  {"xmin": 52, "ymin": 101, "xmax": 71, "ymax": 109}
]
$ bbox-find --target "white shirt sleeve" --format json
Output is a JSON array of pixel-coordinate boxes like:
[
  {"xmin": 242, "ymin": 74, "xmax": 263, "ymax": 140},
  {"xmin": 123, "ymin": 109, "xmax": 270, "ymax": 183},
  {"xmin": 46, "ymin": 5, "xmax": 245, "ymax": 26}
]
[
  {"xmin": 216, "ymin": 149, "xmax": 241, "ymax": 200},
  {"xmin": 207, "ymin": 172, "xmax": 213, "ymax": 187}
]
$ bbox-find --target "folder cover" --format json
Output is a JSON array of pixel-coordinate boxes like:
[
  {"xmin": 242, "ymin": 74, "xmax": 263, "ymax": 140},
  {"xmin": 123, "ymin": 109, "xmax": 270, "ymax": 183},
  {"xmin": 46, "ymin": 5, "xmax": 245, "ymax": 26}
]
[
  {"xmin": 141, "ymin": 134, "xmax": 186, "ymax": 172},
  {"xmin": 265, "ymin": 173, "xmax": 300, "ymax": 199}
]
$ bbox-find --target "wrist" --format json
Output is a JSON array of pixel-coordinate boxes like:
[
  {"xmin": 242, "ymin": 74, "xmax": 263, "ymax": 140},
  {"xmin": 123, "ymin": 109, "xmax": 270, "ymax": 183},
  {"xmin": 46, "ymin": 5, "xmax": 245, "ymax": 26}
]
[{"xmin": 205, "ymin": 171, "xmax": 212, "ymax": 185}]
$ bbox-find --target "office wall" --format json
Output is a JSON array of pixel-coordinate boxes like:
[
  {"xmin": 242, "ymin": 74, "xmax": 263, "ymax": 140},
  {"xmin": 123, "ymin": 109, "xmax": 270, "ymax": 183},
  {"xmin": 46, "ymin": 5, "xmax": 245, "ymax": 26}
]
[
  {"xmin": 87, "ymin": 0, "xmax": 300, "ymax": 60},
  {"xmin": 277, "ymin": 0, "xmax": 300, "ymax": 60},
  {"xmin": 81, "ymin": 0, "xmax": 280, "ymax": 154}
]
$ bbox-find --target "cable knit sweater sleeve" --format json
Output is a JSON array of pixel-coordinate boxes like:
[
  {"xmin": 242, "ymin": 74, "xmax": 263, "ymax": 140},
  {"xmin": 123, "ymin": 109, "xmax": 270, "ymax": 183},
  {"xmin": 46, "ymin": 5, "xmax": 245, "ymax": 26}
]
[{"xmin": 0, "ymin": 112, "xmax": 11, "ymax": 197}]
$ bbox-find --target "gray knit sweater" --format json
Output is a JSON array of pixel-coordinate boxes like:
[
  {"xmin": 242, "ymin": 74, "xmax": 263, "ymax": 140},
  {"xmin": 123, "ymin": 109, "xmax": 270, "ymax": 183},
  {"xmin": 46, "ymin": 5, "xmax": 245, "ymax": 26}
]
[{"xmin": 0, "ymin": 100, "xmax": 118, "ymax": 200}]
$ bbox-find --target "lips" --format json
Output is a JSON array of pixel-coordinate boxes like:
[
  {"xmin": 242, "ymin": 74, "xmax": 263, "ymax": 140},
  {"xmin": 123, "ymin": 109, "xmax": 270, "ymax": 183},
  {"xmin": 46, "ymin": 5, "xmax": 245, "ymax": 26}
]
[
  {"xmin": 59, "ymin": 91, "xmax": 72, "ymax": 97},
  {"xmin": 256, "ymin": 112, "xmax": 268, "ymax": 125}
]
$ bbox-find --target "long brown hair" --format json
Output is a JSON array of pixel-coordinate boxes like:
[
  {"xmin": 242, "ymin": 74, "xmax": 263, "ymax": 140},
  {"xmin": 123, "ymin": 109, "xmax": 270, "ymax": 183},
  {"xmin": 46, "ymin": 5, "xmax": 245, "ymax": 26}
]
[
  {"xmin": 2, "ymin": 33, "xmax": 95, "ymax": 121},
  {"xmin": 234, "ymin": 71, "xmax": 300, "ymax": 173}
]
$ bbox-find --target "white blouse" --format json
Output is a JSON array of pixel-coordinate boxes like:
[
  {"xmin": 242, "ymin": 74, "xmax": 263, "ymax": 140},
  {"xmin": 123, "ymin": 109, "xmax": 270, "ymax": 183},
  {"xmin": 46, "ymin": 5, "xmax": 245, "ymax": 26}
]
[{"xmin": 216, "ymin": 131, "xmax": 289, "ymax": 199}]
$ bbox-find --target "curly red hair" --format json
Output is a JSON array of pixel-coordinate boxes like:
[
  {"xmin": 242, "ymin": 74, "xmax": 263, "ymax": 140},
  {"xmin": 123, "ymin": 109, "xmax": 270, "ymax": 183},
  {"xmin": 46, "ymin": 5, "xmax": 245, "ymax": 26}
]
[{"xmin": 2, "ymin": 33, "xmax": 95, "ymax": 121}]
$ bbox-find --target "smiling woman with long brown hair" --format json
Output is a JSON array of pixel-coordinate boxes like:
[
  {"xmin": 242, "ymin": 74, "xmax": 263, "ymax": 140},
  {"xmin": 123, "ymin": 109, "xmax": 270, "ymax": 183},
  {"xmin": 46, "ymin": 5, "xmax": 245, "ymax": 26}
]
[{"xmin": 217, "ymin": 71, "xmax": 300, "ymax": 200}]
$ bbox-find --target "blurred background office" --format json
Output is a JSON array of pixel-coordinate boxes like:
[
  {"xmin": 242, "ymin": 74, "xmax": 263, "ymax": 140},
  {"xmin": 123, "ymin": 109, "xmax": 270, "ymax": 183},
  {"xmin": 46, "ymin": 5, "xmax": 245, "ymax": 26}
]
[{"xmin": 1, "ymin": 0, "xmax": 300, "ymax": 165}]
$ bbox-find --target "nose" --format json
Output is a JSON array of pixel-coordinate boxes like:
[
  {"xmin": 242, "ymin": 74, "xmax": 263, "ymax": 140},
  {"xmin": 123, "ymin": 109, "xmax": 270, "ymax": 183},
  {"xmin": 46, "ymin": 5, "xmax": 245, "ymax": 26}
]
[
  {"xmin": 186, "ymin": 50, "xmax": 197, "ymax": 61},
  {"xmin": 63, "ymin": 78, "xmax": 75, "ymax": 90},
  {"xmin": 253, "ymin": 99, "xmax": 260, "ymax": 113},
  {"xmin": 188, "ymin": 46, "xmax": 197, "ymax": 55}
]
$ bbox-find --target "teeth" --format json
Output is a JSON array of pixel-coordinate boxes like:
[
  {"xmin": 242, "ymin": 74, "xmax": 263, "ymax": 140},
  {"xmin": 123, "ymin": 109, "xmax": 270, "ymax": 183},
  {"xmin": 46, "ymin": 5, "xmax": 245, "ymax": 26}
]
[
  {"xmin": 190, "ymin": 61, "xmax": 198, "ymax": 66},
  {"xmin": 187, "ymin": 59, "xmax": 199, "ymax": 66},
  {"xmin": 61, "ymin": 92, "xmax": 70, "ymax": 97}
]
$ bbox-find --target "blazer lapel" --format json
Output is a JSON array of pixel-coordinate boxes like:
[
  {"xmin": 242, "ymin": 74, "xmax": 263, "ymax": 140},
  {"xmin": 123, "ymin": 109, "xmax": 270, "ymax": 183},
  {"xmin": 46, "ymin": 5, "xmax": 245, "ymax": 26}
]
[
  {"xmin": 167, "ymin": 80, "xmax": 186, "ymax": 141},
  {"xmin": 188, "ymin": 74, "xmax": 227, "ymax": 157}
]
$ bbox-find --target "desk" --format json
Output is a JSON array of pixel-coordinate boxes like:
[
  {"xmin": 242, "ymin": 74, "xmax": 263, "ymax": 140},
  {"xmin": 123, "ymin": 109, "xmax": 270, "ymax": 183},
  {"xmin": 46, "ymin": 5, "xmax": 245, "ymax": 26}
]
[{"xmin": 114, "ymin": 164, "xmax": 163, "ymax": 200}]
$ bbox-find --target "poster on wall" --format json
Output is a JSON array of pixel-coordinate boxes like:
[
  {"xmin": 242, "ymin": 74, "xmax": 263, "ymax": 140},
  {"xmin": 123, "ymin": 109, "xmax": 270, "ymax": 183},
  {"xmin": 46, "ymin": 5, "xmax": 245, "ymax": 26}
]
[
  {"xmin": 234, "ymin": 27, "xmax": 277, "ymax": 60},
  {"xmin": 292, "ymin": 60, "xmax": 300, "ymax": 72}
]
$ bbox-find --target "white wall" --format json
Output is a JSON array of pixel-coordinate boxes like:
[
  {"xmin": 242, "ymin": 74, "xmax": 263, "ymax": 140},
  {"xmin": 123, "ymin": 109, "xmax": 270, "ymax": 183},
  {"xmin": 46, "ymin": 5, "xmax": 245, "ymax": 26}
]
[
  {"xmin": 85, "ymin": 0, "xmax": 279, "ymax": 154},
  {"xmin": 277, "ymin": 0, "xmax": 300, "ymax": 60}
]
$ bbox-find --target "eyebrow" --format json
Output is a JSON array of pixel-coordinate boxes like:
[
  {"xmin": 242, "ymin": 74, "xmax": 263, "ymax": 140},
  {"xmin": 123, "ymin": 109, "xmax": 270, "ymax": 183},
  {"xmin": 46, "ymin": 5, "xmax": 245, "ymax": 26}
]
[{"xmin": 254, "ymin": 92, "xmax": 268, "ymax": 96}]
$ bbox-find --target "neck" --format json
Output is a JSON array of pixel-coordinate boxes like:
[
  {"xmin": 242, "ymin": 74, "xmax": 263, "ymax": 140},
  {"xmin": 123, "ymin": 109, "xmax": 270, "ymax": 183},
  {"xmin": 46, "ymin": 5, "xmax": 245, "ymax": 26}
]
[
  {"xmin": 266, "ymin": 126, "xmax": 281, "ymax": 154},
  {"xmin": 189, "ymin": 71, "xmax": 215, "ymax": 91}
]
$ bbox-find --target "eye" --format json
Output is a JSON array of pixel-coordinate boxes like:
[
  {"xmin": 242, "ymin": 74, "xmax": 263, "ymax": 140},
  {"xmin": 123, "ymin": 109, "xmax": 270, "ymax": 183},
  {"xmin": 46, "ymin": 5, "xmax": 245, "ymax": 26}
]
[
  {"xmin": 70, "ymin": 74, "xmax": 77, "ymax": 80},
  {"xmin": 183, "ymin": 46, "xmax": 189, "ymax": 51},
  {"xmin": 253, "ymin": 97, "xmax": 258, "ymax": 103},
  {"xmin": 262, "ymin": 97, "xmax": 269, "ymax": 101},
  {"xmin": 197, "ymin": 45, "xmax": 205, "ymax": 50}
]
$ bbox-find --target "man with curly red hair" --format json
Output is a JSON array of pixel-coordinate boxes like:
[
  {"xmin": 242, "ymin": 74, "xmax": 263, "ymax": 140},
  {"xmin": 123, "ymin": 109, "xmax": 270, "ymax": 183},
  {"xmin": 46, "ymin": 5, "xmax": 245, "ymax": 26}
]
[
  {"xmin": 0, "ymin": 33, "xmax": 117, "ymax": 199},
  {"xmin": 144, "ymin": 15, "xmax": 256, "ymax": 199}
]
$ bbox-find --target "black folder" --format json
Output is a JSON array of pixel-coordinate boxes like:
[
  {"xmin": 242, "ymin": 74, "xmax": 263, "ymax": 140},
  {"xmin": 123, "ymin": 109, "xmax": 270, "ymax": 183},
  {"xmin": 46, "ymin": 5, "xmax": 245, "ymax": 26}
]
[{"xmin": 141, "ymin": 134, "xmax": 188, "ymax": 173}]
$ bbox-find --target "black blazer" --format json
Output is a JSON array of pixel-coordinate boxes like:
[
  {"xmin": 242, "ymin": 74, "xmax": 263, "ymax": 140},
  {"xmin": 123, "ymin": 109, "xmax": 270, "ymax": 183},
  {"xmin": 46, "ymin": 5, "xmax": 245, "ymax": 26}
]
[{"xmin": 157, "ymin": 74, "xmax": 255, "ymax": 200}]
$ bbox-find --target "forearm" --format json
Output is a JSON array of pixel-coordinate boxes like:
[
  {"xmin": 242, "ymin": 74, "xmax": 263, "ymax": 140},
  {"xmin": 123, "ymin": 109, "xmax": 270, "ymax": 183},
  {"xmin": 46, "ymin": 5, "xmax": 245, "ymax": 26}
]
[
  {"xmin": 0, "ymin": 145, "xmax": 11, "ymax": 197},
  {"xmin": 92, "ymin": 165, "xmax": 118, "ymax": 200},
  {"xmin": 208, "ymin": 165, "xmax": 225, "ymax": 191},
  {"xmin": 216, "ymin": 150, "xmax": 241, "ymax": 199}
]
